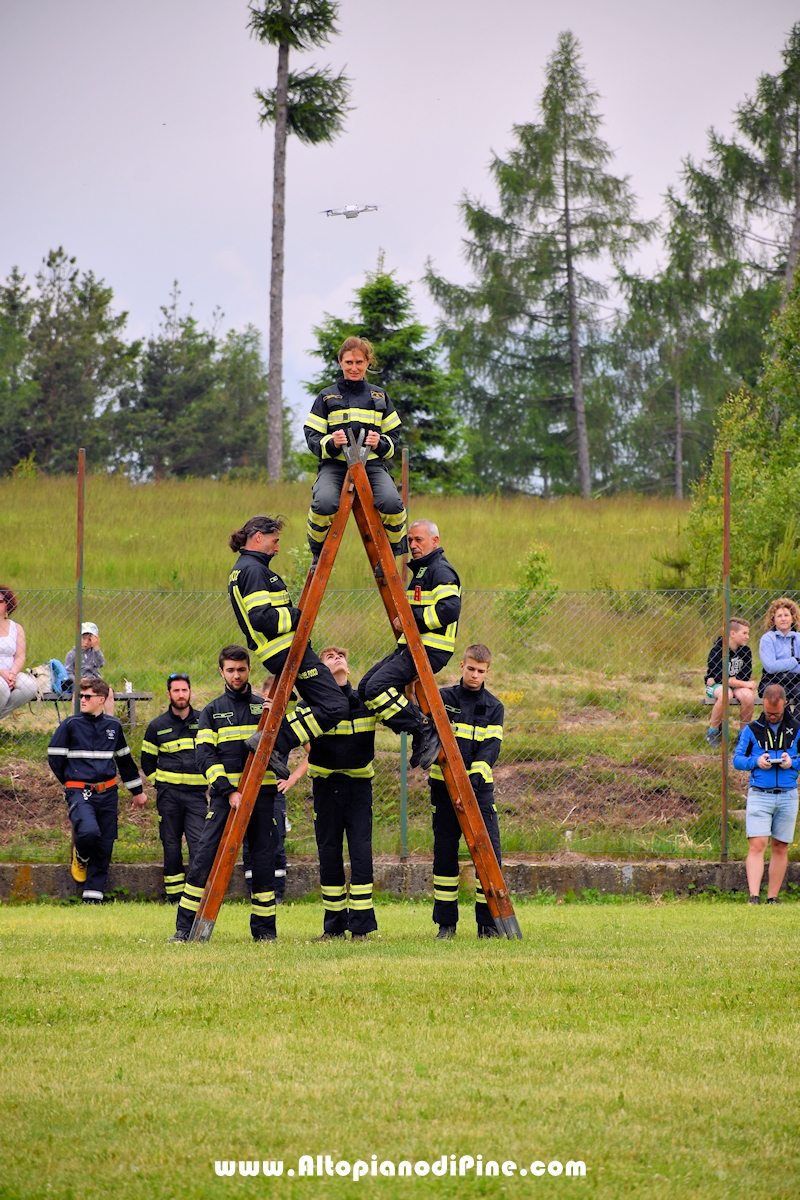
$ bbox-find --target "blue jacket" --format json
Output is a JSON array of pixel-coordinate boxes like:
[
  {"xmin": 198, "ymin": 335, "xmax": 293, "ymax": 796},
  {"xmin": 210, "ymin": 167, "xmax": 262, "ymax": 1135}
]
[
  {"xmin": 733, "ymin": 712, "xmax": 800, "ymax": 790},
  {"xmin": 759, "ymin": 629, "xmax": 800, "ymax": 676}
]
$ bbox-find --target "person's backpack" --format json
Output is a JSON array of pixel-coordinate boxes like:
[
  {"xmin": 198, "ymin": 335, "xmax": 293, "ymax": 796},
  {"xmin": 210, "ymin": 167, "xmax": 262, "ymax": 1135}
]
[{"xmin": 48, "ymin": 658, "xmax": 70, "ymax": 695}]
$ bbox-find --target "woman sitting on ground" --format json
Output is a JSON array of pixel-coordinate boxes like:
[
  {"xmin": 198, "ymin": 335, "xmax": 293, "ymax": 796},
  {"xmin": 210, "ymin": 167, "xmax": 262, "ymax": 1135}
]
[
  {"xmin": 759, "ymin": 597, "xmax": 800, "ymax": 710},
  {"xmin": 0, "ymin": 586, "xmax": 38, "ymax": 721}
]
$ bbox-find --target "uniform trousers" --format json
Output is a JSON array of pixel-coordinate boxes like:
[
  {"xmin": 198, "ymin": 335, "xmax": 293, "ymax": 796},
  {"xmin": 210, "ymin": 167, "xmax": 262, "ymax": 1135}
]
[
  {"xmin": 176, "ymin": 790, "xmax": 278, "ymax": 939},
  {"xmin": 307, "ymin": 460, "xmax": 406, "ymax": 554},
  {"xmin": 266, "ymin": 646, "xmax": 351, "ymax": 756},
  {"xmin": 359, "ymin": 647, "xmax": 451, "ymax": 734},
  {"xmin": 242, "ymin": 796, "xmax": 287, "ymax": 898},
  {"xmin": 66, "ymin": 786, "xmax": 118, "ymax": 902},
  {"xmin": 313, "ymin": 775, "xmax": 377, "ymax": 936},
  {"xmin": 430, "ymin": 779, "xmax": 501, "ymax": 930},
  {"xmin": 156, "ymin": 785, "xmax": 208, "ymax": 901}
]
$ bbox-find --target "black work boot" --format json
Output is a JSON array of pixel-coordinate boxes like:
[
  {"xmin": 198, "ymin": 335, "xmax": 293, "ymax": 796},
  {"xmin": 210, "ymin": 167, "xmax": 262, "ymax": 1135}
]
[{"xmin": 410, "ymin": 718, "xmax": 441, "ymax": 770}]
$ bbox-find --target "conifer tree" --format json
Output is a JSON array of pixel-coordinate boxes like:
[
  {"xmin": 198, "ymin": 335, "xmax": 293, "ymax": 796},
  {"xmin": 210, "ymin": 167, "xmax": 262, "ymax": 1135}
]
[{"xmin": 427, "ymin": 31, "xmax": 653, "ymax": 497}]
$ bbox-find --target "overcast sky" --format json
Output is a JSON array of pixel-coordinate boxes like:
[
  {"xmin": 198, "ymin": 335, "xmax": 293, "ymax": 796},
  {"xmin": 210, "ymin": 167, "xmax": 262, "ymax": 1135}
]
[{"xmin": 1, "ymin": 0, "xmax": 797, "ymax": 434}]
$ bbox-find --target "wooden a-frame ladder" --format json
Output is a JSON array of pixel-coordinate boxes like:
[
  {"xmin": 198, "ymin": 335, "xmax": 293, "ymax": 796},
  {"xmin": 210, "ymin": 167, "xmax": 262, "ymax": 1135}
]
[{"xmin": 189, "ymin": 433, "xmax": 522, "ymax": 941}]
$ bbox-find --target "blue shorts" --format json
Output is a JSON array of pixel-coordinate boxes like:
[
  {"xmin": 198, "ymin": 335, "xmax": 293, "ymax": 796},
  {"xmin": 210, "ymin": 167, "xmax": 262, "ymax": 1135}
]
[{"xmin": 745, "ymin": 787, "xmax": 799, "ymax": 843}]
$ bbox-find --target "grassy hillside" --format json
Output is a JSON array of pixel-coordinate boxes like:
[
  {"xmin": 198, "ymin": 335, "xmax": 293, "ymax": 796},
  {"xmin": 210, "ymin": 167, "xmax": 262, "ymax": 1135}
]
[{"xmin": 0, "ymin": 476, "xmax": 688, "ymax": 592}]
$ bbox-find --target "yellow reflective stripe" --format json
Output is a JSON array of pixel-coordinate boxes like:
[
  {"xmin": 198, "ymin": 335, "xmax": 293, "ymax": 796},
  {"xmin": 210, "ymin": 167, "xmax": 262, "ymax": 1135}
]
[
  {"xmin": 232, "ymin": 585, "xmax": 295, "ymax": 662},
  {"xmin": 451, "ymin": 723, "xmax": 504, "ymax": 742},
  {"xmin": 196, "ymin": 728, "xmax": 218, "ymax": 746},
  {"xmin": 141, "ymin": 739, "xmax": 158, "ymax": 756},
  {"xmin": 154, "ymin": 770, "xmax": 207, "ymax": 786},
  {"xmin": 382, "ymin": 411, "xmax": 401, "ymax": 432},
  {"xmin": 381, "ymin": 510, "xmax": 406, "ymax": 528},
  {"xmin": 154, "ymin": 738, "xmax": 197, "ymax": 753},
  {"xmin": 326, "ymin": 406, "xmax": 386, "ymax": 424},
  {"xmin": 243, "ymin": 588, "xmax": 290, "ymax": 610},
  {"xmin": 216, "ymin": 726, "xmax": 258, "ymax": 742},
  {"xmin": 205, "ymin": 764, "xmax": 229, "ymax": 785},
  {"xmin": 276, "ymin": 607, "xmax": 293, "ymax": 635},
  {"xmin": 320, "ymin": 435, "xmax": 339, "ymax": 460},
  {"xmin": 349, "ymin": 897, "xmax": 374, "ymax": 910},
  {"xmin": 305, "ymin": 411, "xmax": 328, "ymax": 433},
  {"xmin": 468, "ymin": 762, "xmax": 494, "ymax": 783},
  {"xmin": 423, "ymin": 604, "xmax": 440, "ymax": 630},
  {"xmin": 178, "ymin": 896, "xmax": 200, "ymax": 912},
  {"xmin": 308, "ymin": 763, "xmax": 375, "ymax": 779}
]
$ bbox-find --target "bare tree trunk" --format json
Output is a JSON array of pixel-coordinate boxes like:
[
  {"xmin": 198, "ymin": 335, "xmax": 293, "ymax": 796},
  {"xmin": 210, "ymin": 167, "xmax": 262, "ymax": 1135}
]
[
  {"xmin": 674, "ymin": 379, "xmax": 683, "ymax": 500},
  {"xmin": 267, "ymin": 22, "xmax": 290, "ymax": 482},
  {"xmin": 563, "ymin": 153, "xmax": 591, "ymax": 499},
  {"xmin": 783, "ymin": 196, "xmax": 800, "ymax": 304}
]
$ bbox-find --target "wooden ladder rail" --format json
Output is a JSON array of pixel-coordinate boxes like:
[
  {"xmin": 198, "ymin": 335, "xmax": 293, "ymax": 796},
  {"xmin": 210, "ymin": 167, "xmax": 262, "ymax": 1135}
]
[
  {"xmin": 347, "ymin": 460, "xmax": 522, "ymax": 938},
  {"xmin": 187, "ymin": 480, "xmax": 356, "ymax": 942}
]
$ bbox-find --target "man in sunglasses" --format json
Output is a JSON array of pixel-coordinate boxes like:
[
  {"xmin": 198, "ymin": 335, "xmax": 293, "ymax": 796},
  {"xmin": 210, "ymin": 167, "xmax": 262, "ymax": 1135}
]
[
  {"xmin": 140, "ymin": 673, "xmax": 206, "ymax": 903},
  {"xmin": 47, "ymin": 677, "xmax": 145, "ymax": 903}
]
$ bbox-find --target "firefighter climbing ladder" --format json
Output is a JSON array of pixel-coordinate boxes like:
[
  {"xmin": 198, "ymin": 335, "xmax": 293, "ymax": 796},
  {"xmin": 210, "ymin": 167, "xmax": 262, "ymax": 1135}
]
[{"xmin": 188, "ymin": 431, "xmax": 522, "ymax": 941}]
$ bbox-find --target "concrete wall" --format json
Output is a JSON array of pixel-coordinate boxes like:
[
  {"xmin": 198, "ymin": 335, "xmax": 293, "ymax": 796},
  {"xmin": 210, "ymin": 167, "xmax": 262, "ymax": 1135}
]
[{"xmin": 2, "ymin": 857, "xmax": 797, "ymax": 903}]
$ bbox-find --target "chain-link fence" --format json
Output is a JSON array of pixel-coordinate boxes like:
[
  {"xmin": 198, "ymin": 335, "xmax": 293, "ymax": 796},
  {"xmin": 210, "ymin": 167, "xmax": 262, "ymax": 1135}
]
[{"xmin": 1, "ymin": 586, "xmax": 790, "ymax": 863}]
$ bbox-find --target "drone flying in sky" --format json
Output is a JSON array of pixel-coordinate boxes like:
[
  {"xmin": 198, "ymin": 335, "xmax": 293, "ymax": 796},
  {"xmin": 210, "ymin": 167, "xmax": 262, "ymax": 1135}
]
[{"xmin": 321, "ymin": 204, "xmax": 378, "ymax": 219}]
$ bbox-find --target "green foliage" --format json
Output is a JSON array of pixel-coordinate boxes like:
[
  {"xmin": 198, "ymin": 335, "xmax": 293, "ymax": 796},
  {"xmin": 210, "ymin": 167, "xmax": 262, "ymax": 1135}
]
[
  {"xmin": 305, "ymin": 258, "xmax": 470, "ymax": 491},
  {"xmin": 685, "ymin": 21, "xmax": 800, "ymax": 289},
  {"xmin": 247, "ymin": 0, "xmax": 340, "ymax": 51},
  {"xmin": 686, "ymin": 279, "xmax": 800, "ymax": 585},
  {"xmin": 0, "ymin": 250, "xmax": 138, "ymax": 475},
  {"xmin": 255, "ymin": 66, "xmax": 350, "ymax": 144},
  {"xmin": 427, "ymin": 31, "xmax": 653, "ymax": 496},
  {"xmin": 109, "ymin": 290, "xmax": 284, "ymax": 479},
  {"xmin": 499, "ymin": 541, "xmax": 559, "ymax": 628}
]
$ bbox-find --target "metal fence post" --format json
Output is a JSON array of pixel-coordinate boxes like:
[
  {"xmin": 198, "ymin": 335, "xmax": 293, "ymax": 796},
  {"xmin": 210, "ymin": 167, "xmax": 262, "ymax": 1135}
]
[
  {"xmin": 720, "ymin": 450, "xmax": 731, "ymax": 862},
  {"xmin": 72, "ymin": 448, "xmax": 86, "ymax": 716}
]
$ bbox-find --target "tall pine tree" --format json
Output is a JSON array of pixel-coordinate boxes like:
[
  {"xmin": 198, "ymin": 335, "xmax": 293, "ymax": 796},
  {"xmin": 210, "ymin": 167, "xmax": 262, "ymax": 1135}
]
[{"xmin": 427, "ymin": 31, "xmax": 653, "ymax": 497}]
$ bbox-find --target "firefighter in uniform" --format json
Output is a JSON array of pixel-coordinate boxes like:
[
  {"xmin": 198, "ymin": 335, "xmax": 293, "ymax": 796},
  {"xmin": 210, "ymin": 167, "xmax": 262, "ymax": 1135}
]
[
  {"xmin": 47, "ymin": 676, "xmax": 145, "ymax": 903},
  {"xmin": 140, "ymin": 672, "xmax": 206, "ymax": 902},
  {"xmin": 304, "ymin": 336, "xmax": 406, "ymax": 559},
  {"xmin": 359, "ymin": 519, "xmax": 461, "ymax": 771},
  {"xmin": 308, "ymin": 647, "xmax": 378, "ymax": 940},
  {"xmin": 171, "ymin": 646, "xmax": 280, "ymax": 942},
  {"xmin": 228, "ymin": 515, "xmax": 350, "ymax": 766},
  {"xmin": 429, "ymin": 644, "xmax": 505, "ymax": 939}
]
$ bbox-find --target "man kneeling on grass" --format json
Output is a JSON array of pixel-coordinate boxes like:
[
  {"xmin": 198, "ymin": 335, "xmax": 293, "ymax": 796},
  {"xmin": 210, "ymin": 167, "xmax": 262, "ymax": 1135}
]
[
  {"xmin": 733, "ymin": 683, "xmax": 800, "ymax": 904},
  {"xmin": 47, "ymin": 677, "xmax": 145, "ymax": 903}
]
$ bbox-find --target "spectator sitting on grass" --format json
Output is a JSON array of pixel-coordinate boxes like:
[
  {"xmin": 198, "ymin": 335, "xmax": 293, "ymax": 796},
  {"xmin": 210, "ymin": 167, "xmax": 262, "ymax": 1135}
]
[
  {"xmin": 732, "ymin": 682, "xmax": 800, "ymax": 905},
  {"xmin": 758, "ymin": 597, "xmax": 800, "ymax": 711},
  {"xmin": 0, "ymin": 585, "xmax": 38, "ymax": 721},
  {"xmin": 705, "ymin": 617, "xmax": 756, "ymax": 748},
  {"xmin": 65, "ymin": 622, "xmax": 114, "ymax": 715}
]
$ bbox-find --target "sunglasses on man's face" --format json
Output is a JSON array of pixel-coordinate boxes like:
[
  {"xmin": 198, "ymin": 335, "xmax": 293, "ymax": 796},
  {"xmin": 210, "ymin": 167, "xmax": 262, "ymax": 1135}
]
[
  {"xmin": 167, "ymin": 673, "xmax": 190, "ymax": 684},
  {"xmin": 80, "ymin": 693, "xmax": 99, "ymax": 700}
]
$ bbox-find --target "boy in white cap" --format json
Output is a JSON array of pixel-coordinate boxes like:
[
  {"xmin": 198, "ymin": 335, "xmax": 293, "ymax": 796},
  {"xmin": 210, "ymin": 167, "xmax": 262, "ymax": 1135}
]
[{"xmin": 65, "ymin": 623, "xmax": 114, "ymax": 715}]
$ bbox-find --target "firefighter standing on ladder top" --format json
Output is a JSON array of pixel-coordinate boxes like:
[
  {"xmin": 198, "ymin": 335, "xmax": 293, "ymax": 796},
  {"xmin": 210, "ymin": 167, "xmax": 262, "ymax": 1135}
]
[
  {"xmin": 227, "ymin": 516, "xmax": 350, "ymax": 766},
  {"xmin": 359, "ymin": 519, "xmax": 461, "ymax": 771},
  {"xmin": 304, "ymin": 336, "xmax": 407, "ymax": 563}
]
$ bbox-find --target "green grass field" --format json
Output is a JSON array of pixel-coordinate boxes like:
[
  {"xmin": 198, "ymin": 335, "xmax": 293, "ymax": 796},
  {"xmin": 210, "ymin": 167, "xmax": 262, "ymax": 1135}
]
[
  {"xmin": 0, "ymin": 476, "xmax": 688, "ymax": 592},
  {"xmin": 1, "ymin": 899, "xmax": 798, "ymax": 1200}
]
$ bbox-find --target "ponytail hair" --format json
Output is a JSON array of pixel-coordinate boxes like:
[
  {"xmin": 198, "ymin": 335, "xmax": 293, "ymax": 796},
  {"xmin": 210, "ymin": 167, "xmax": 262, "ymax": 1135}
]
[{"xmin": 229, "ymin": 514, "xmax": 285, "ymax": 553}]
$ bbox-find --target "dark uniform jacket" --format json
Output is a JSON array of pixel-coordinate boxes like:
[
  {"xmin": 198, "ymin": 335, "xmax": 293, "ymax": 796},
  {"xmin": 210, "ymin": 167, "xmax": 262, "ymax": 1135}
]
[
  {"xmin": 398, "ymin": 547, "xmax": 462, "ymax": 656},
  {"xmin": 430, "ymin": 682, "xmax": 504, "ymax": 786},
  {"xmin": 229, "ymin": 549, "xmax": 300, "ymax": 665},
  {"xmin": 308, "ymin": 682, "xmax": 377, "ymax": 780},
  {"xmin": 140, "ymin": 705, "xmax": 205, "ymax": 791},
  {"xmin": 48, "ymin": 712, "xmax": 143, "ymax": 793},
  {"xmin": 195, "ymin": 684, "xmax": 279, "ymax": 800},
  {"xmin": 304, "ymin": 376, "xmax": 402, "ymax": 464}
]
